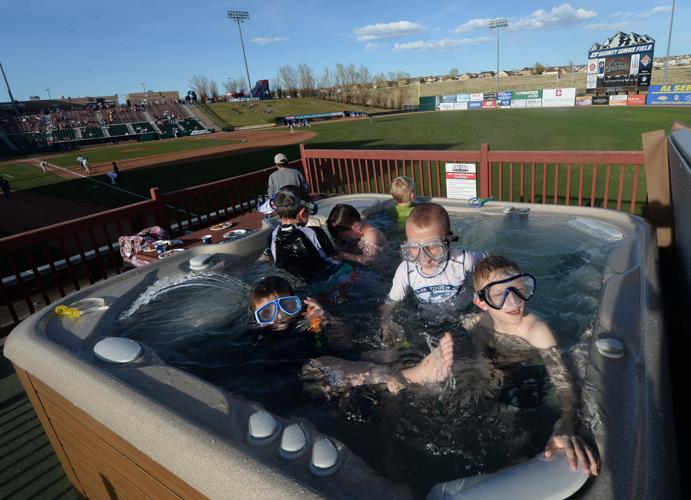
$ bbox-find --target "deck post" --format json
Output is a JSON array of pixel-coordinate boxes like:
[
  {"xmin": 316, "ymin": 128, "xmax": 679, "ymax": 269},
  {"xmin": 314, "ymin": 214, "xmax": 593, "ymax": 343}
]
[
  {"xmin": 149, "ymin": 187, "xmax": 171, "ymax": 235},
  {"xmin": 479, "ymin": 143, "xmax": 491, "ymax": 198}
]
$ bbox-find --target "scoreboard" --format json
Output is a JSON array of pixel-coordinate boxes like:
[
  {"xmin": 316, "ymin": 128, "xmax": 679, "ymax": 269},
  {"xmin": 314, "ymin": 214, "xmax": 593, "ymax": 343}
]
[{"xmin": 586, "ymin": 33, "xmax": 655, "ymax": 94}]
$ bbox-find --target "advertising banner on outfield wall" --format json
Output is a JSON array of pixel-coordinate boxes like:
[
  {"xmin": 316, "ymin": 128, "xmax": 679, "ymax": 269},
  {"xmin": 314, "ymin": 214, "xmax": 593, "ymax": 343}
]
[
  {"xmin": 592, "ymin": 96, "xmax": 610, "ymax": 105},
  {"xmin": 457, "ymin": 94, "xmax": 471, "ymax": 102},
  {"xmin": 542, "ymin": 88, "xmax": 576, "ymax": 107},
  {"xmin": 576, "ymin": 96, "xmax": 593, "ymax": 106},
  {"xmin": 445, "ymin": 163, "xmax": 477, "ymax": 200},
  {"xmin": 468, "ymin": 101, "xmax": 482, "ymax": 109},
  {"xmin": 453, "ymin": 102, "xmax": 468, "ymax": 110},
  {"xmin": 482, "ymin": 100, "xmax": 497, "ymax": 109},
  {"xmin": 609, "ymin": 95, "xmax": 628, "ymax": 106},
  {"xmin": 439, "ymin": 103, "xmax": 455, "ymax": 111},
  {"xmin": 442, "ymin": 95, "xmax": 456, "ymax": 103},
  {"xmin": 646, "ymin": 84, "xmax": 691, "ymax": 105},
  {"xmin": 627, "ymin": 94, "xmax": 646, "ymax": 106},
  {"xmin": 526, "ymin": 98, "xmax": 542, "ymax": 108},
  {"xmin": 499, "ymin": 99, "xmax": 512, "ymax": 108},
  {"xmin": 512, "ymin": 90, "xmax": 542, "ymax": 100},
  {"xmin": 470, "ymin": 93, "xmax": 484, "ymax": 101},
  {"xmin": 511, "ymin": 99, "xmax": 527, "ymax": 108}
]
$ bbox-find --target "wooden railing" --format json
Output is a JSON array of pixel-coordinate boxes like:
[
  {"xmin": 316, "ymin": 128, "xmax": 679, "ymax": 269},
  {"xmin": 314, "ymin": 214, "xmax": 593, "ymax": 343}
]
[
  {"xmin": 0, "ymin": 164, "xmax": 281, "ymax": 335},
  {"xmin": 300, "ymin": 143, "xmax": 646, "ymax": 214}
]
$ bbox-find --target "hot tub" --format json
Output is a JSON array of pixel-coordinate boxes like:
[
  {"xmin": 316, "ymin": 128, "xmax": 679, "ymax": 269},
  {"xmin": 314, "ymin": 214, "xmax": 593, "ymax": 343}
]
[{"xmin": 4, "ymin": 195, "xmax": 678, "ymax": 499}]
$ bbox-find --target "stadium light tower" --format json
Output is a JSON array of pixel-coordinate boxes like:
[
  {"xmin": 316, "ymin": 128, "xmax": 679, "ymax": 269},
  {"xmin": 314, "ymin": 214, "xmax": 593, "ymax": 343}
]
[
  {"xmin": 228, "ymin": 10, "xmax": 252, "ymax": 95},
  {"xmin": 489, "ymin": 18, "xmax": 508, "ymax": 94},
  {"xmin": 140, "ymin": 82, "xmax": 147, "ymax": 93},
  {"xmin": 46, "ymin": 88, "xmax": 52, "ymax": 99},
  {"xmin": 663, "ymin": 0, "xmax": 676, "ymax": 86},
  {"xmin": 0, "ymin": 61, "xmax": 18, "ymax": 114}
]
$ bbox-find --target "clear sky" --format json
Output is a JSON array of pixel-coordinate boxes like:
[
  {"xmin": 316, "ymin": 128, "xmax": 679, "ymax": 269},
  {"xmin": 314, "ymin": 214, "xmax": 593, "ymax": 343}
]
[{"xmin": 0, "ymin": 0, "xmax": 688, "ymax": 101}]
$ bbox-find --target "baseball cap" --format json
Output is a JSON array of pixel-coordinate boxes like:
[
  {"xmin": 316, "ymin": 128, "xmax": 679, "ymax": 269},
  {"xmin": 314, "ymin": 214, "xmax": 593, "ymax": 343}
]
[{"xmin": 274, "ymin": 153, "xmax": 289, "ymax": 164}]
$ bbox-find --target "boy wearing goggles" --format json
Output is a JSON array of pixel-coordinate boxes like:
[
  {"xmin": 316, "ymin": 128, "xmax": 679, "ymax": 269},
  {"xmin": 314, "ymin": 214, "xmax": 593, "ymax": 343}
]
[
  {"xmin": 466, "ymin": 256, "xmax": 599, "ymax": 476},
  {"xmin": 250, "ymin": 276, "xmax": 455, "ymax": 394},
  {"xmin": 387, "ymin": 203, "xmax": 486, "ymax": 305}
]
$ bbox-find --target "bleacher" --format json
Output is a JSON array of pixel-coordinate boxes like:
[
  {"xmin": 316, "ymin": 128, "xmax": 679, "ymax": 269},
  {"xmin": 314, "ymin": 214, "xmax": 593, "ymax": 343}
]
[
  {"xmin": 131, "ymin": 122, "xmax": 156, "ymax": 134},
  {"xmin": 80, "ymin": 127, "xmax": 104, "ymax": 139},
  {"xmin": 8, "ymin": 132, "xmax": 46, "ymax": 150},
  {"xmin": 107, "ymin": 124, "xmax": 130, "ymax": 137},
  {"xmin": 52, "ymin": 129, "xmax": 77, "ymax": 142},
  {"xmin": 178, "ymin": 118, "xmax": 205, "ymax": 132}
]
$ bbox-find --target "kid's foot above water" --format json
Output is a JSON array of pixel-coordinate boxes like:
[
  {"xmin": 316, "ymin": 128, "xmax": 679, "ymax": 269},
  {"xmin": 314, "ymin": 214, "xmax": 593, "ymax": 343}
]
[{"xmin": 402, "ymin": 332, "xmax": 454, "ymax": 385}]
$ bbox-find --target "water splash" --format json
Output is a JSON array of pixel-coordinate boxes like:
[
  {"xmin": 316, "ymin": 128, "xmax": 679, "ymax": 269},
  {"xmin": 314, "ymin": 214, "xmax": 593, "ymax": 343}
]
[{"xmin": 119, "ymin": 272, "xmax": 247, "ymax": 320}]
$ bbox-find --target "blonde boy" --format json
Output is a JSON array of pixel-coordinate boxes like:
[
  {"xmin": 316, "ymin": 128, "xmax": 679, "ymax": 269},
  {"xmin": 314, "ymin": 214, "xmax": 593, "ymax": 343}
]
[
  {"xmin": 466, "ymin": 255, "xmax": 599, "ymax": 476},
  {"xmin": 389, "ymin": 176, "xmax": 416, "ymax": 220}
]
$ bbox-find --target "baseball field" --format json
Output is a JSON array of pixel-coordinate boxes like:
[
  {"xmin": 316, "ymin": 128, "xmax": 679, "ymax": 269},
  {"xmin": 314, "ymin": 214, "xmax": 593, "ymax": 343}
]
[{"xmin": 1, "ymin": 105, "xmax": 689, "ymax": 234}]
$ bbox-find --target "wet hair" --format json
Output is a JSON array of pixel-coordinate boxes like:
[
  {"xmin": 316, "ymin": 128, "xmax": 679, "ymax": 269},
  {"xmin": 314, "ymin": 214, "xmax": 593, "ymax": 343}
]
[
  {"xmin": 326, "ymin": 204, "xmax": 362, "ymax": 239},
  {"xmin": 249, "ymin": 276, "xmax": 294, "ymax": 310},
  {"xmin": 473, "ymin": 255, "xmax": 521, "ymax": 291},
  {"xmin": 273, "ymin": 185, "xmax": 311, "ymax": 219},
  {"xmin": 407, "ymin": 203, "xmax": 451, "ymax": 237},
  {"xmin": 390, "ymin": 176, "xmax": 415, "ymax": 204}
]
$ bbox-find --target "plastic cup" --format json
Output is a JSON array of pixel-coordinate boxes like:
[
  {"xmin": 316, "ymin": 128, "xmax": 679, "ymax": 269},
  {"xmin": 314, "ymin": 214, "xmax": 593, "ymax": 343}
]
[{"xmin": 201, "ymin": 235, "xmax": 213, "ymax": 245}]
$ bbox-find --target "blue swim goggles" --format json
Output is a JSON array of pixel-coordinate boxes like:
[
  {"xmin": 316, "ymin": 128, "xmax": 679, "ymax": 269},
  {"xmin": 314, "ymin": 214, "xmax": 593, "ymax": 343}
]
[
  {"xmin": 254, "ymin": 296, "xmax": 302, "ymax": 325},
  {"xmin": 477, "ymin": 273, "xmax": 536, "ymax": 310}
]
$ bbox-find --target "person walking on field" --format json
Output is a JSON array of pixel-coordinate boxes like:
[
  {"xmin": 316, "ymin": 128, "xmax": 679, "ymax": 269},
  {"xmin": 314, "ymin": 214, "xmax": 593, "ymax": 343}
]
[
  {"xmin": 40, "ymin": 160, "xmax": 48, "ymax": 173},
  {"xmin": 81, "ymin": 157, "xmax": 90, "ymax": 174},
  {"xmin": 106, "ymin": 161, "xmax": 120, "ymax": 185},
  {"xmin": 0, "ymin": 176, "xmax": 12, "ymax": 199}
]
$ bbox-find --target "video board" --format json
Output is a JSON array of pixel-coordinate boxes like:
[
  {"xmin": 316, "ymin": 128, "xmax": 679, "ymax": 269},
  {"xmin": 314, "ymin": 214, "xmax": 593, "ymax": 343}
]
[{"xmin": 586, "ymin": 34, "xmax": 655, "ymax": 94}]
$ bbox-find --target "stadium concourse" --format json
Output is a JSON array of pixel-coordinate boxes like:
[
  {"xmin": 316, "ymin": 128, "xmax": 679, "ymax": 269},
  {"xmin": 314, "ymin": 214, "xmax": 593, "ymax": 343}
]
[{"xmin": 0, "ymin": 92, "xmax": 211, "ymax": 156}]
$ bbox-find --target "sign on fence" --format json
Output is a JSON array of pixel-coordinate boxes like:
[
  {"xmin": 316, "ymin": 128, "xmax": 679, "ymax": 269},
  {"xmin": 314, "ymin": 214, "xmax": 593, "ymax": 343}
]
[
  {"xmin": 470, "ymin": 93, "xmax": 484, "ymax": 101},
  {"xmin": 609, "ymin": 94, "xmax": 628, "ymax": 106},
  {"xmin": 542, "ymin": 88, "xmax": 576, "ymax": 107},
  {"xmin": 445, "ymin": 163, "xmax": 477, "ymax": 199},
  {"xmin": 576, "ymin": 96, "xmax": 593, "ymax": 106},
  {"xmin": 592, "ymin": 95, "xmax": 610, "ymax": 105},
  {"xmin": 627, "ymin": 94, "xmax": 646, "ymax": 106},
  {"xmin": 453, "ymin": 102, "xmax": 468, "ymax": 110},
  {"xmin": 646, "ymin": 84, "xmax": 691, "ymax": 106}
]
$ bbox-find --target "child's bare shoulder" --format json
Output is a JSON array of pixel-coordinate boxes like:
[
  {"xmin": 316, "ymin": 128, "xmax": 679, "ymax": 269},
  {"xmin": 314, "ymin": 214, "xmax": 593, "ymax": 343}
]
[{"xmin": 522, "ymin": 313, "xmax": 557, "ymax": 349}]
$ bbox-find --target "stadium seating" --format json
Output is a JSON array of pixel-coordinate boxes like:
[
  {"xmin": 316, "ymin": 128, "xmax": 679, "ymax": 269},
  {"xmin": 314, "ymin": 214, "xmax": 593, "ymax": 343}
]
[
  {"xmin": 52, "ymin": 129, "xmax": 77, "ymax": 142},
  {"xmin": 9, "ymin": 132, "xmax": 47, "ymax": 150},
  {"xmin": 80, "ymin": 127, "xmax": 104, "ymax": 139},
  {"xmin": 131, "ymin": 122, "xmax": 156, "ymax": 134},
  {"xmin": 178, "ymin": 118, "xmax": 205, "ymax": 132},
  {"xmin": 107, "ymin": 124, "xmax": 130, "ymax": 137}
]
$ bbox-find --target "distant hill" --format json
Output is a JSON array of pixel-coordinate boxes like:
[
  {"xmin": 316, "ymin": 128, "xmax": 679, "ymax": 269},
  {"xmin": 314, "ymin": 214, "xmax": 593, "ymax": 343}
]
[{"xmin": 206, "ymin": 98, "xmax": 385, "ymax": 128}]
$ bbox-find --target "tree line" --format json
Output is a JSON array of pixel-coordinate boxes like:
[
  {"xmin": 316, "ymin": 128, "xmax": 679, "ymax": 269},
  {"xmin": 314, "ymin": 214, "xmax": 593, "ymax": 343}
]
[{"xmin": 189, "ymin": 63, "xmax": 415, "ymax": 109}]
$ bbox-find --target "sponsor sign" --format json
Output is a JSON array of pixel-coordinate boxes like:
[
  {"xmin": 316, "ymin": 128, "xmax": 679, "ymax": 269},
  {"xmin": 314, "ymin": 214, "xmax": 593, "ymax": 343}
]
[
  {"xmin": 499, "ymin": 99, "xmax": 512, "ymax": 108},
  {"xmin": 497, "ymin": 92, "xmax": 512, "ymax": 100},
  {"xmin": 468, "ymin": 101, "xmax": 482, "ymax": 109},
  {"xmin": 512, "ymin": 90, "xmax": 542, "ymax": 99},
  {"xmin": 482, "ymin": 100, "xmax": 497, "ymax": 109},
  {"xmin": 439, "ymin": 102, "xmax": 455, "ymax": 111},
  {"xmin": 511, "ymin": 99, "xmax": 527, "ymax": 108},
  {"xmin": 483, "ymin": 92, "xmax": 497, "ymax": 100},
  {"xmin": 526, "ymin": 98, "xmax": 542, "ymax": 108},
  {"xmin": 457, "ymin": 93, "xmax": 471, "ymax": 102},
  {"xmin": 587, "ymin": 59, "xmax": 598, "ymax": 74},
  {"xmin": 470, "ymin": 93, "xmax": 484, "ymax": 101},
  {"xmin": 445, "ymin": 163, "xmax": 477, "ymax": 200},
  {"xmin": 542, "ymin": 88, "xmax": 576, "ymax": 107},
  {"xmin": 646, "ymin": 84, "xmax": 691, "ymax": 106},
  {"xmin": 609, "ymin": 95, "xmax": 628, "ymax": 106},
  {"xmin": 592, "ymin": 95, "xmax": 610, "ymax": 105},
  {"xmin": 586, "ymin": 74, "xmax": 598, "ymax": 89},
  {"xmin": 587, "ymin": 41, "xmax": 655, "ymax": 93},
  {"xmin": 575, "ymin": 96, "xmax": 593, "ymax": 106},
  {"xmin": 627, "ymin": 94, "xmax": 646, "ymax": 106},
  {"xmin": 453, "ymin": 102, "xmax": 468, "ymax": 110},
  {"xmin": 442, "ymin": 95, "xmax": 456, "ymax": 103}
]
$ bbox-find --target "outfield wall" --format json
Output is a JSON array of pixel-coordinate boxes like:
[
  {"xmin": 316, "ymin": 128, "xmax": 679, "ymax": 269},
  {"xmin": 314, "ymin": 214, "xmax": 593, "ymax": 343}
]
[{"xmin": 425, "ymin": 82, "xmax": 691, "ymax": 110}]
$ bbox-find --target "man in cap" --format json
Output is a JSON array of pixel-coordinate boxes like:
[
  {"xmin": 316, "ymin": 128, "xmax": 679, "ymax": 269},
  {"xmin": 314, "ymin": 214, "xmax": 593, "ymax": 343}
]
[{"xmin": 267, "ymin": 153, "xmax": 309, "ymax": 198}]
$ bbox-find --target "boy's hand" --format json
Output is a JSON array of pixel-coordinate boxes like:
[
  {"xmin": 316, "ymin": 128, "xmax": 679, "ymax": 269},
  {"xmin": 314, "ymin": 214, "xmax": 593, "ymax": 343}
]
[
  {"xmin": 304, "ymin": 297, "xmax": 327, "ymax": 333},
  {"xmin": 544, "ymin": 434, "xmax": 599, "ymax": 476}
]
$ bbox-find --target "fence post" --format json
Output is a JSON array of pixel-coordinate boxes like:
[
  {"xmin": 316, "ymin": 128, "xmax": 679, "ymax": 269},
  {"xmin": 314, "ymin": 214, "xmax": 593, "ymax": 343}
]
[
  {"xmin": 150, "ymin": 187, "xmax": 171, "ymax": 235},
  {"xmin": 299, "ymin": 143, "xmax": 312, "ymax": 193},
  {"xmin": 479, "ymin": 143, "xmax": 491, "ymax": 198}
]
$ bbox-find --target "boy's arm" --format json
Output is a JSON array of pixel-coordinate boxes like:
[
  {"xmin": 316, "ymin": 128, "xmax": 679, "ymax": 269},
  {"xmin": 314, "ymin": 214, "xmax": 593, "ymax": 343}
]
[
  {"xmin": 304, "ymin": 297, "xmax": 352, "ymax": 352},
  {"xmin": 379, "ymin": 264, "xmax": 408, "ymax": 346}
]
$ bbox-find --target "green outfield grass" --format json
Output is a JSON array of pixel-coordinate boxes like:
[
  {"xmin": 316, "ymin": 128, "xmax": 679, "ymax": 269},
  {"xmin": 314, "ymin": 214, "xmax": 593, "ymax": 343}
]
[
  {"xmin": 207, "ymin": 97, "xmax": 385, "ymax": 128},
  {"xmin": 0, "ymin": 161, "xmax": 66, "ymax": 191},
  {"xmin": 9, "ymin": 106, "xmax": 690, "ymax": 212},
  {"xmin": 46, "ymin": 136, "xmax": 241, "ymax": 167},
  {"xmin": 306, "ymin": 107, "xmax": 691, "ymax": 151}
]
